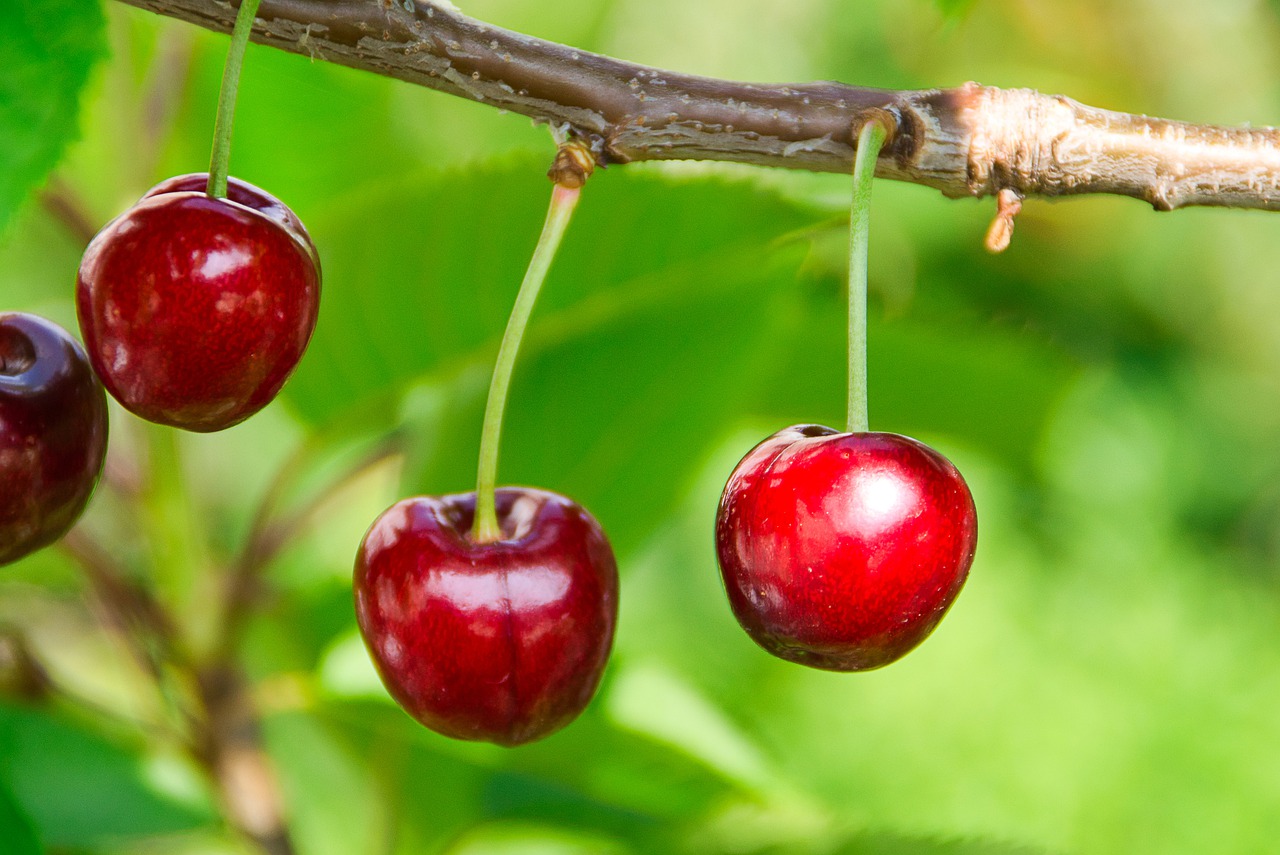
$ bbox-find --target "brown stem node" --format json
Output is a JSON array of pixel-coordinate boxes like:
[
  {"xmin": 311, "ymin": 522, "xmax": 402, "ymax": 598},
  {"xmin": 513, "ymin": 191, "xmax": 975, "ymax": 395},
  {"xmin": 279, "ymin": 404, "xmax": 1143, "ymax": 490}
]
[
  {"xmin": 851, "ymin": 107, "xmax": 899, "ymax": 151},
  {"xmin": 984, "ymin": 187, "xmax": 1024, "ymax": 254},
  {"xmin": 548, "ymin": 140, "xmax": 598, "ymax": 189}
]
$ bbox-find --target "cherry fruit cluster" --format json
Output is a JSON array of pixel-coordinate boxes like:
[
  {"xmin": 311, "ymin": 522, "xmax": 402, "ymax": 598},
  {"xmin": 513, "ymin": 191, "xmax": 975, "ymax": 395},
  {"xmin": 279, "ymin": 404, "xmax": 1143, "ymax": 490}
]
[
  {"xmin": 3, "ymin": 23, "xmax": 975, "ymax": 752},
  {"xmin": 1, "ymin": 173, "xmax": 320, "ymax": 566}
]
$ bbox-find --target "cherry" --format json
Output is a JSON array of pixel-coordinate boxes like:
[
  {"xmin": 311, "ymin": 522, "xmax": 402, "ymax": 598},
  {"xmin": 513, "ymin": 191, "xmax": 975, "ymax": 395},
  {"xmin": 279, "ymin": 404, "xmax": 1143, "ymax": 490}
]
[
  {"xmin": 75, "ymin": 174, "xmax": 320, "ymax": 432},
  {"xmin": 354, "ymin": 487, "xmax": 618, "ymax": 746},
  {"xmin": 0, "ymin": 313, "xmax": 108, "ymax": 566},
  {"xmin": 715, "ymin": 424, "xmax": 977, "ymax": 671}
]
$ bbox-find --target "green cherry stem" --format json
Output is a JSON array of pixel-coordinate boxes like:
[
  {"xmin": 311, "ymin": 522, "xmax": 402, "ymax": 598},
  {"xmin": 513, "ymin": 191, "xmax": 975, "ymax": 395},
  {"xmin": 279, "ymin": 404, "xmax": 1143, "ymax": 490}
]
[
  {"xmin": 206, "ymin": 0, "xmax": 263, "ymax": 199},
  {"xmin": 847, "ymin": 118, "xmax": 889, "ymax": 434},
  {"xmin": 472, "ymin": 182, "xmax": 582, "ymax": 543}
]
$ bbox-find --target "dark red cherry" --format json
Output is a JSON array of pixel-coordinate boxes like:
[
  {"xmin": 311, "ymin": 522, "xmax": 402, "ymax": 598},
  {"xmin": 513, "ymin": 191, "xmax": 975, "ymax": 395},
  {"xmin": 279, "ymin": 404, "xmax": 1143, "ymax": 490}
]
[
  {"xmin": 354, "ymin": 488, "xmax": 618, "ymax": 746},
  {"xmin": 715, "ymin": 424, "xmax": 977, "ymax": 671},
  {"xmin": 0, "ymin": 313, "xmax": 108, "ymax": 566},
  {"xmin": 75, "ymin": 177, "xmax": 320, "ymax": 432}
]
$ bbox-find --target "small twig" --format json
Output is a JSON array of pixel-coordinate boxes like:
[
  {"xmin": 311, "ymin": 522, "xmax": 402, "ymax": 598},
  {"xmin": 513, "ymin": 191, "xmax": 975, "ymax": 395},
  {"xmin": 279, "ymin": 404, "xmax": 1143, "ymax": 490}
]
[
  {"xmin": 40, "ymin": 178, "xmax": 100, "ymax": 246},
  {"xmin": 214, "ymin": 435, "xmax": 402, "ymax": 660},
  {"xmin": 194, "ymin": 663, "xmax": 295, "ymax": 855},
  {"xmin": 58, "ymin": 528, "xmax": 181, "ymax": 679},
  {"xmin": 58, "ymin": 528, "xmax": 205, "ymax": 750},
  {"xmin": 0, "ymin": 626, "xmax": 185, "ymax": 739},
  {"xmin": 0, "ymin": 627, "xmax": 54, "ymax": 702},
  {"xmin": 140, "ymin": 26, "xmax": 197, "ymax": 177}
]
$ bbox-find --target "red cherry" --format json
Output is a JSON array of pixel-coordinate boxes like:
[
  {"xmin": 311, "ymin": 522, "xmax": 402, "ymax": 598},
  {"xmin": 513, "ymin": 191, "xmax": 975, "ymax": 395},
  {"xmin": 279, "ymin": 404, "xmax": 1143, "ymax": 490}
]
[
  {"xmin": 354, "ymin": 487, "xmax": 618, "ymax": 746},
  {"xmin": 0, "ymin": 313, "xmax": 108, "ymax": 566},
  {"xmin": 75, "ymin": 176, "xmax": 320, "ymax": 432},
  {"xmin": 142, "ymin": 174, "xmax": 319, "ymax": 268},
  {"xmin": 715, "ymin": 424, "xmax": 977, "ymax": 671}
]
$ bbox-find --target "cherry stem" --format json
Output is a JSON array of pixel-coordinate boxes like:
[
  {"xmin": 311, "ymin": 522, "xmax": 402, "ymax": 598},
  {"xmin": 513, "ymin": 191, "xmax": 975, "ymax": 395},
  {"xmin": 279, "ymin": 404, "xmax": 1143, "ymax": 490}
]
[
  {"xmin": 472, "ymin": 183, "xmax": 582, "ymax": 543},
  {"xmin": 206, "ymin": 0, "xmax": 262, "ymax": 199},
  {"xmin": 847, "ymin": 119, "xmax": 888, "ymax": 434}
]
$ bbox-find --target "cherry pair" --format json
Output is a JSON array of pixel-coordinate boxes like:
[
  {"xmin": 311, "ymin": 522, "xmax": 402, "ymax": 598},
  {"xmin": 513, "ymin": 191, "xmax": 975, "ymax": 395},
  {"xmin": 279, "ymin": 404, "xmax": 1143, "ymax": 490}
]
[{"xmin": 351, "ymin": 123, "xmax": 980, "ymax": 748}]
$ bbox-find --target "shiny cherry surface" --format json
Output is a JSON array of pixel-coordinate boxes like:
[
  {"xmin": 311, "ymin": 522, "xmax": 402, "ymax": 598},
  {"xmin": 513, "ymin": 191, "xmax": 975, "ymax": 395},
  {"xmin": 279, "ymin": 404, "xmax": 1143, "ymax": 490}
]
[
  {"xmin": 0, "ymin": 313, "xmax": 108, "ymax": 566},
  {"xmin": 76, "ymin": 178, "xmax": 320, "ymax": 432},
  {"xmin": 354, "ymin": 487, "xmax": 618, "ymax": 746},
  {"xmin": 142, "ymin": 174, "xmax": 319, "ymax": 267},
  {"xmin": 715, "ymin": 424, "xmax": 977, "ymax": 671}
]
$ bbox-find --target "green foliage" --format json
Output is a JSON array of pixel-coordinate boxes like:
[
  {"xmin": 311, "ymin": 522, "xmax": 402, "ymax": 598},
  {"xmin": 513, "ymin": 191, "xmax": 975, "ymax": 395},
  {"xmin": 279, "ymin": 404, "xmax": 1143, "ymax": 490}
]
[
  {"xmin": 0, "ymin": 780, "xmax": 42, "ymax": 855},
  {"xmin": 264, "ymin": 711, "xmax": 392, "ymax": 855},
  {"xmin": 291, "ymin": 163, "xmax": 820, "ymax": 551},
  {"xmin": 838, "ymin": 834, "xmax": 1051, "ymax": 855},
  {"xmin": 932, "ymin": 0, "xmax": 981, "ymax": 22},
  {"xmin": 0, "ymin": 0, "xmax": 105, "ymax": 234},
  {"xmin": 4, "ymin": 2, "xmax": 1280, "ymax": 855},
  {"xmin": 0, "ymin": 704, "xmax": 209, "ymax": 846}
]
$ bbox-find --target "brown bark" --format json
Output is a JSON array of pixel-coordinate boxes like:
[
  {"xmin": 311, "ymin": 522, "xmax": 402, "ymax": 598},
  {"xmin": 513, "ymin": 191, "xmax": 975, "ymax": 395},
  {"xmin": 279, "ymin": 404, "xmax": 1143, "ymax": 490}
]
[{"xmin": 111, "ymin": 0, "xmax": 1280, "ymax": 213}]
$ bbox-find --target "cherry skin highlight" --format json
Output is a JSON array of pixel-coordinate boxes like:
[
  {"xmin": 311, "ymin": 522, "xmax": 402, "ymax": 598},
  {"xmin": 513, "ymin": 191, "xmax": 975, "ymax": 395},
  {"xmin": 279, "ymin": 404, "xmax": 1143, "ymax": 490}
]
[
  {"xmin": 0, "ymin": 313, "xmax": 109, "ymax": 566},
  {"xmin": 354, "ymin": 487, "xmax": 619, "ymax": 746},
  {"xmin": 143, "ymin": 174, "xmax": 319, "ymax": 266},
  {"xmin": 76, "ymin": 174, "xmax": 320, "ymax": 432},
  {"xmin": 715, "ymin": 424, "xmax": 977, "ymax": 671}
]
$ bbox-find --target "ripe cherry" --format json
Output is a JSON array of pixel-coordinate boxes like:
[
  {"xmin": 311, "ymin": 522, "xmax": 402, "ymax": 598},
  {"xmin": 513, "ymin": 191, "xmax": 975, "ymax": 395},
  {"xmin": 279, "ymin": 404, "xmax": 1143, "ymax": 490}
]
[
  {"xmin": 75, "ymin": 174, "xmax": 320, "ymax": 432},
  {"xmin": 354, "ymin": 487, "xmax": 618, "ymax": 746},
  {"xmin": 715, "ymin": 424, "xmax": 977, "ymax": 671},
  {"xmin": 0, "ymin": 313, "xmax": 108, "ymax": 566}
]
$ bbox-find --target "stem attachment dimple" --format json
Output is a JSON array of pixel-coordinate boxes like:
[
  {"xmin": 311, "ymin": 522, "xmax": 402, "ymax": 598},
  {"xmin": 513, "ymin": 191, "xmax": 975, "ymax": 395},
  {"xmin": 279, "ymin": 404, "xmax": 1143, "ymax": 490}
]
[
  {"xmin": 847, "ymin": 116, "xmax": 890, "ymax": 434},
  {"xmin": 207, "ymin": 0, "xmax": 263, "ymax": 199},
  {"xmin": 472, "ymin": 178, "xmax": 583, "ymax": 544}
]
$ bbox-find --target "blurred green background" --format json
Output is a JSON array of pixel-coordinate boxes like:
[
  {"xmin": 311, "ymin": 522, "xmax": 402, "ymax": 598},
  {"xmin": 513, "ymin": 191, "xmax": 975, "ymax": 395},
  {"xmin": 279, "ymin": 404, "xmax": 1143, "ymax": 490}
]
[{"xmin": 4, "ymin": 0, "xmax": 1280, "ymax": 853}]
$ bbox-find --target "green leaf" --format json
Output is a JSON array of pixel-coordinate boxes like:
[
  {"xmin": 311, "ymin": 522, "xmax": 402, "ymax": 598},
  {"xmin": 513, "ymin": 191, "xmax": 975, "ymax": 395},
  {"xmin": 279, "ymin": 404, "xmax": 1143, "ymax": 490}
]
[
  {"xmin": 264, "ymin": 711, "xmax": 390, "ymax": 855},
  {"xmin": 0, "ymin": 0, "xmax": 106, "ymax": 234},
  {"xmin": 933, "ymin": 0, "xmax": 980, "ymax": 21},
  {"xmin": 444, "ymin": 822, "xmax": 631, "ymax": 855},
  {"xmin": 286, "ymin": 160, "xmax": 816, "ymax": 552},
  {"xmin": 750, "ymin": 299, "xmax": 1077, "ymax": 474},
  {"xmin": 0, "ymin": 704, "xmax": 210, "ymax": 847},
  {"xmin": 480, "ymin": 771, "xmax": 659, "ymax": 842},
  {"xmin": 605, "ymin": 662, "xmax": 780, "ymax": 795},
  {"xmin": 300, "ymin": 696, "xmax": 725, "ymax": 852},
  {"xmin": 837, "ymin": 832, "xmax": 1053, "ymax": 855},
  {"xmin": 0, "ymin": 780, "xmax": 42, "ymax": 855},
  {"xmin": 289, "ymin": 161, "xmax": 810, "ymax": 425}
]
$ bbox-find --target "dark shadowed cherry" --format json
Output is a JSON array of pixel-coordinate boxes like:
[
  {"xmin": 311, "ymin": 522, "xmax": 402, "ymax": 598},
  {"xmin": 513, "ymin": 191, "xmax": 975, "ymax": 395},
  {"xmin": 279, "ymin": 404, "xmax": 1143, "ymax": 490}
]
[
  {"xmin": 354, "ymin": 487, "xmax": 618, "ymax": 746},
  {"xmin": 715, "ymin": 424, "xmax": 977, "ymax": 671},
  {"xmin": 0, "ymin": 313, "xmax": 108, "ymax": 566},
  {"xmin": 75, "ymin": 175, "xmax": 320, "ymax": 432}
]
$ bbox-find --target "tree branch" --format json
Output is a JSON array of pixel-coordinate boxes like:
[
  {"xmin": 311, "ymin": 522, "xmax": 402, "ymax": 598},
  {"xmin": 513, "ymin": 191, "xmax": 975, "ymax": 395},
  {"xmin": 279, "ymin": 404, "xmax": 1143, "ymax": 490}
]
[
  {"xmin": 112, "ymin": 0, "xmax": 1280, "ymax": 213},
  {"xmin": 110, "ymin": 0, "xmax": 1280, "ymax": 212}
]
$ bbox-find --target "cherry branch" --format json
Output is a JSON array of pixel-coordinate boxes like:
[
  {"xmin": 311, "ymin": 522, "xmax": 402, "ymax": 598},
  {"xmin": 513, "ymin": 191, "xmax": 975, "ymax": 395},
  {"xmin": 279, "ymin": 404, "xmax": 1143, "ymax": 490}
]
[{"xmin": 113, "ymin": 0, "xmax": 1280, "ymax": 214}]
